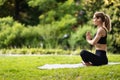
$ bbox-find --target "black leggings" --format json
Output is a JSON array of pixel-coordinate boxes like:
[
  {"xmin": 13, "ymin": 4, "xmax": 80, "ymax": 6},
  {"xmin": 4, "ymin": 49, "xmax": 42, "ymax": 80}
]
[{"xmin": 80, "ymin": 50, "xmax": 108, "ymax": 66}]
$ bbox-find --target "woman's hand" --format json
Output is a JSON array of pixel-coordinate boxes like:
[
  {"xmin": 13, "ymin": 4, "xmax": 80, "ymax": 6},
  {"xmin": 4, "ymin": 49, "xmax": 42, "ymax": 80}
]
[{"xmin": 86, "ymin": 31, "xmax": 92, "ymax": 40}]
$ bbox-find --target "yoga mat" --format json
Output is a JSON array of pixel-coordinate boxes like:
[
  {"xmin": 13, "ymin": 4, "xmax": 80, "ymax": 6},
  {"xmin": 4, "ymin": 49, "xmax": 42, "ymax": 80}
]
[{"xmin": 38, "ymin": 62, "xmax": 120, "ymax": 70}]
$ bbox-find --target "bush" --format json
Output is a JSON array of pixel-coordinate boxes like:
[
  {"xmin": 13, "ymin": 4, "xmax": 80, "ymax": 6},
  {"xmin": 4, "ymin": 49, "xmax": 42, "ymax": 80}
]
[
  {"xmin": 0, "ymin": 48, "xmax": 71, "ymax": 55},
  {"xmin": 69, "ymin": 25, "xmax": 96, "ymax": 50},
  {"xmin": 0, "ymin": 15, "xmax": 76, "ymax": 49}
]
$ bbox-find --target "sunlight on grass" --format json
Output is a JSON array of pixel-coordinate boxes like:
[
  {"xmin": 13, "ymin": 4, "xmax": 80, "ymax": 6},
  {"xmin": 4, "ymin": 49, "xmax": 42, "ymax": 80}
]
[{"xmin": 0, "ymin": 54, "xmax": 120, "ymax": 80}]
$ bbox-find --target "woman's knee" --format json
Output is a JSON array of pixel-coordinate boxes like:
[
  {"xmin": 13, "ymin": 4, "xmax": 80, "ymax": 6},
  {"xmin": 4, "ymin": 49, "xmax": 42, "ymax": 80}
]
[{"xmin": 80, "ymin": 50, "xmax": 88, "ymax": 56}]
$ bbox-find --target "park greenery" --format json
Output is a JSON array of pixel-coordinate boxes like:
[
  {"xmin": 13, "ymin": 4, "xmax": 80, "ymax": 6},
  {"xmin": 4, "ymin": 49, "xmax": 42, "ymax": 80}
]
[
  {"xmin": 0, "ymin": 0, "xmax": 120, "ymax": 80},
  {"xmin": 0, "ymin": 54, "xmax": 120, "ymax": 80},
  {"xmin": 0, "ymin": 0, "xmax": 120, "ymax": 53}
]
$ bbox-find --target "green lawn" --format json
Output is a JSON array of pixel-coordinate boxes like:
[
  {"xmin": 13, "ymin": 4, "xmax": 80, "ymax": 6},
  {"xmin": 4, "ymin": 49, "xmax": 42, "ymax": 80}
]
[{"xmin": 0, "ymin": 54, "xmax": 120, "ymax": 80}]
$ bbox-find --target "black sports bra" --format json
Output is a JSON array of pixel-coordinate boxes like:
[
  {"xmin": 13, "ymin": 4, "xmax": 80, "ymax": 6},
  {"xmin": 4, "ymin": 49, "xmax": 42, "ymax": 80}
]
[{"xmin": 94, "ymin": 28, "xmax": 107, "ymax": 44}]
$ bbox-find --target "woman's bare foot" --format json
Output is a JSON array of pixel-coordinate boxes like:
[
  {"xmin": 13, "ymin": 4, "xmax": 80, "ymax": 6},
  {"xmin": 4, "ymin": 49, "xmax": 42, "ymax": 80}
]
[{"xmin": 81, "ymin": 61, "xmax": 92, "ymax": 66}]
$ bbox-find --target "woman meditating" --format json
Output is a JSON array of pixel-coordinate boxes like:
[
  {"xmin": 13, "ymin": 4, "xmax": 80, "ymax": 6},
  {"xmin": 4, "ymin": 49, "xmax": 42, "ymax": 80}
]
[{"xmin": 80, "ymin": 12, "xmax": 111, "ymax": 66}]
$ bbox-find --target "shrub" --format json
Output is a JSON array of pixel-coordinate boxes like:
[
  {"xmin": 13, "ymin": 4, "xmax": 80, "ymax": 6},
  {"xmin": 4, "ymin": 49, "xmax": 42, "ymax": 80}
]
[{"xmin": 69, "ymin": 25, "xmax": 96, "ymax": 50}]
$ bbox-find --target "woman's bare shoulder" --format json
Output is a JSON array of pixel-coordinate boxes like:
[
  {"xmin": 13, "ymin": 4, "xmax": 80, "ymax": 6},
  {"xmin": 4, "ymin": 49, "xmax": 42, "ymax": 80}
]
[{"xmin": 97, "ymin": 27, "xmax": 106, "ymax": 36}]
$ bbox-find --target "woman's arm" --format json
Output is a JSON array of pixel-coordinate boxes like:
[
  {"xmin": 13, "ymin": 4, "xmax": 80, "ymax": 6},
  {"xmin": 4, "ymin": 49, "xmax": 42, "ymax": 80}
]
[{"xmin": 86, "ymin": 29, "xmax": 103, "ymax": 45}]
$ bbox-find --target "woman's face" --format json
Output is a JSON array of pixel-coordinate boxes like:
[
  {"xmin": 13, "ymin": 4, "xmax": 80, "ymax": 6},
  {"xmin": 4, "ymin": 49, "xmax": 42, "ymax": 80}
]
[{"xmin": 93, "ymin": 15, "xmax": 102, "ymax": 26}]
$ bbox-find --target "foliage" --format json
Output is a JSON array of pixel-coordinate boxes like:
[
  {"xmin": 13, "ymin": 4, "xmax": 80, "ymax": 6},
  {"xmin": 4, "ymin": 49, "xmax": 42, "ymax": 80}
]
[
  {"xmin": 0, "ymin": 0, "xmax": 40, "ymax": 25},
  {"xmin": 0, "ymin": 17, "xmax": 39, "ymax": 48},
  {"xmin": 69, "ymin": 25, "xmax": 96, "ymax": 50},
  {"xmin": 33, "ymin": 0, "xmax": 82, "ymax": 24},
  {"xmin": 81, "ymin": 0, "xmax": 104, "ymax": 18},
  {"xmin": 37, "ymin": 14, "xmax": 76, "ymax": 49},
  {"xmin": 0, "ymin": 48, "xmax": 71, "ymax": 55},
  {"xmin": 28, "ymin": 0, "xmax": 57, "ymax": 11},
  {"xmin": 0, "ymin": 15, "xmax": 76, "ymax": 49},
  {"xmin": 0, "ymin": 0, "xmax": 120, "ymax": 53},
  {"xmin": 0, "ymin": 0, "xmax": 6, "ymax": 6},
  {"xmin": 0, "ymin": 0, "xmax": 82, "ymax": 25}
]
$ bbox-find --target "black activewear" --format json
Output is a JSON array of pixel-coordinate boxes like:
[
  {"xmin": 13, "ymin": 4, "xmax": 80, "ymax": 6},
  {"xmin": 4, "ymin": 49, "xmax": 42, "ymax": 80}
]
[
  {"xmin": 94, "ymin": 28, "xmax": 107, "ymax": 44},
  {"xmin": 80, "ymin": 50, "xmax": 108, "ymax": 66}
]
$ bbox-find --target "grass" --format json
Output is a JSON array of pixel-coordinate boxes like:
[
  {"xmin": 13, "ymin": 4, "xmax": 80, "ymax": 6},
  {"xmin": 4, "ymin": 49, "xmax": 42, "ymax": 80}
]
[{"xmin": 0, "ymin": 54, "xmax": 120, "ymax": 80}]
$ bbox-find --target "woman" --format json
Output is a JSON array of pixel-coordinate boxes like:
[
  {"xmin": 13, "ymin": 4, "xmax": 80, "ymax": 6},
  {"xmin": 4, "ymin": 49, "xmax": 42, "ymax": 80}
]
[{"xmin": 80, "ymin": 12, "xmax": 111, "ymax": 66}]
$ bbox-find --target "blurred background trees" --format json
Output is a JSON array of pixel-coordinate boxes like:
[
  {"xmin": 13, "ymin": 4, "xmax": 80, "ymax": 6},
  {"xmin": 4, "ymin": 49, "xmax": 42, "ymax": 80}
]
[{"xmin": 0, "ymin": 0, "xmax": 119, "ymax": 53}]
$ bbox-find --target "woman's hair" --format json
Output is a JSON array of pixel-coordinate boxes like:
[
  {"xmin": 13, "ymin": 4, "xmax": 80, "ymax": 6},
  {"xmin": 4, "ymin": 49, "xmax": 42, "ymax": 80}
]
[{"xmin": 94, "ymin": 12, "xmax": 111, "ymax": 32}]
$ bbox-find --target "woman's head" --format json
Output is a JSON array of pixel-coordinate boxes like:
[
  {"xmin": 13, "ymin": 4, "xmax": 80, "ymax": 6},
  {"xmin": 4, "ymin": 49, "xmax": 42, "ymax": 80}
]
[{"xmin": 93, "ymin": 12, "xmax": 111, "ymax": 32}]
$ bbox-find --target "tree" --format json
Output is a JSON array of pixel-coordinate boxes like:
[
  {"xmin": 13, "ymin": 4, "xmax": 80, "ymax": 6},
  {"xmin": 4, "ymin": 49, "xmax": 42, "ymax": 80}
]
[
  {"xmin": 0, "ymin": 0, "xmax": 40, "ymax": 25},
  {"xmin": 103, "ymin": 0, "xmax": 120, "ymax": 53}
]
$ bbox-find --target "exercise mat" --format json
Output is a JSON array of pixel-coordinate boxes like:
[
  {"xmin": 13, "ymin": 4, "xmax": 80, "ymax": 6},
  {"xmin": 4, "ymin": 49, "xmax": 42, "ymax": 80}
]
[{"xmin": 38, "ymin": 62, "xmax": 120, "ymax": 70}]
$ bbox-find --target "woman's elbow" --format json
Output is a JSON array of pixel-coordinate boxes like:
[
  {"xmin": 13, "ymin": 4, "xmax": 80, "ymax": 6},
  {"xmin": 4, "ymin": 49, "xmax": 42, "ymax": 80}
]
[
  {"xmin": 92, "ymin": 43, "xmax": 96, "ymax": 45},
  {"xmin": 87, "ymin": 40, "xmax": 96, "ymax": 45},
  {"xmin": 90, "ymin": 41, "xmax": 96, "ymax": 45}
]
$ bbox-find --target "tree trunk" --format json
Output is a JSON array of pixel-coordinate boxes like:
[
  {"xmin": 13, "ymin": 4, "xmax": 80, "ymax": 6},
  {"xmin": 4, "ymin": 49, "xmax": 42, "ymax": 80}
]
[{"xmin": 14, "ymin": 0, "xmax": 20, "ymax": 20}]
